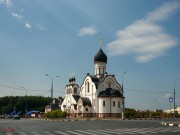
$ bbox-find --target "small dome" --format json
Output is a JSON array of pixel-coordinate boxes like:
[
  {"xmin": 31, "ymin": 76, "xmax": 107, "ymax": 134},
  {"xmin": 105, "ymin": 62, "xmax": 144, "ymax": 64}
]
[
  {"xmin": 111, "ymin": 89, "xmax": 121, "ymax": 96},
  {"xmin": 98, "ymin": 88, "xmax": 122, "ymax": 97},
  {"xmin": 69, "ymin": 78, "xmax": 72, "ymax": 83},
  {"xmin": 94, "ymin": 49, "xmax": 107, "ymax": 63}
]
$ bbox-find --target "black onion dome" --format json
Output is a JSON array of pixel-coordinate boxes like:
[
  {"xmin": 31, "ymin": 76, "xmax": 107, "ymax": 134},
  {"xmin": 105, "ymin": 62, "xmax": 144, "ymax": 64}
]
[
  {"xmin": 99, "ymin": 88, "xmax": 122, "ymax": 97},
  {"xmin": 94, "ymin": 49, "xmax": 107, "ymax": 63},
  {"xmin": 111, "ymin": 89, "xmax": 121, "ymax": 96},
  {"xmin": 69, "ymin": 78, "xmax": 72, "ymax": 83}
]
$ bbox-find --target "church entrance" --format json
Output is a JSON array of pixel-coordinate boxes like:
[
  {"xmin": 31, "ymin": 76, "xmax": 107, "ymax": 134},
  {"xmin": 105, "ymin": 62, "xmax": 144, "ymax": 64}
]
[{"xmin": 78, "ymin": 105, "xmax": 83, "ymax": 117}]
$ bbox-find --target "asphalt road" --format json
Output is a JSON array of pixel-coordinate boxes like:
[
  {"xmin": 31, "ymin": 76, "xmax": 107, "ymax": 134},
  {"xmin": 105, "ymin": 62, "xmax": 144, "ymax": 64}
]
[{"xmin": 0, "ymin": 118, "xmax": 180, "ymax": 135}]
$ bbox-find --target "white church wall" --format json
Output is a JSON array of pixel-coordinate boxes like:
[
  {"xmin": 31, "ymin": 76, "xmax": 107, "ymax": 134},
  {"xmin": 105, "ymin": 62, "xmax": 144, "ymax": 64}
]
[
  {"xmin": 111, "ymin": 98, "xmax": 122, "ymax": 113},
  {"xmin": 99, "ymin": 98, "xmax": 110, "ymax": 113},
  {"xmin": 94, "ymin": 62, "xmax": 106, "ymax": 78},
  {"xmin": 61, "ymin": 94, "xmax": 78, "ymax": 111}
]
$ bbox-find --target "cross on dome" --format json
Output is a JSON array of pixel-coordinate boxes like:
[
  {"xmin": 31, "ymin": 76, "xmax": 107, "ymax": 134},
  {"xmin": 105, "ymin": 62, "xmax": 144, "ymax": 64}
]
[{"xmin": 99, "ymin": 37, "xmax": 102, "ymax": 49}]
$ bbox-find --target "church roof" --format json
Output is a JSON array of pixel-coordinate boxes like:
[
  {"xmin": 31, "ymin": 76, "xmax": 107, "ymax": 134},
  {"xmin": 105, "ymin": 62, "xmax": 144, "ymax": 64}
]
[
  {"xmin": 94, "ymin": 49, "xmax": 107, "ymax": 63},
  {"xmin": 72, "ymin": 95, "xmax": 80, "ymax": 102},
  {"xmin": 89, "ymin": 75, "xmax": 99, "ymax": 88},
  {"xmin": 98, "ymin": 88, "xmax": 123, "ymax": 97},
  {"xmin": 88, "ymin": 74, "xmax": 120, "ymax": 89},
  {"xmin": 80, "ymin": 97, "xmax": 92, "ymax": 107}
]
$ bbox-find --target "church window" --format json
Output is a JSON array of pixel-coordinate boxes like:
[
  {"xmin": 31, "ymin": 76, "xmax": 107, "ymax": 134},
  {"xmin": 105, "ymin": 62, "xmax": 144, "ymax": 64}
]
[
  {"xmin": 100, "ymin": 68, "xmax": 102, "ymax": 74},
  {"xmin": 74, "ymin": 87, "xmax": 77, "ymax": 94},
  {"xmin": 93, "ymin": 99, "xmax": 95, "ymax": 106},
  {"xmin": 86, "ymin": 107, "xmax": 88, "ymax": 112},
  {"xmin": 87, "ymin": 82, "xmax": 90, "ymax": 93},
  {"xmin": 113, "ymin": 101, "xmax": 115, "ymax": 107},
  {"xmin": 118, "ymin": 101, "xmax": 120, "ymax": 108},
  {"xmin": 109, "ymin": 83, "xmax": 111, "ymax": 88},
  {"xmin": 97, "ymin": 68, "xmax": 100, "ymax": 75},
  {"xmin": 103, "ymin": 101, "xmax": 105, "ymax": 107}
]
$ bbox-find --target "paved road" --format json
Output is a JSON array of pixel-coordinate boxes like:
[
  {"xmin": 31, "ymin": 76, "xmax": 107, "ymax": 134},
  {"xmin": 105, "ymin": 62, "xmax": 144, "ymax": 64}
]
[{"xmin": 0, "ymin": 118, "xmax": 180, "ymax": 135}]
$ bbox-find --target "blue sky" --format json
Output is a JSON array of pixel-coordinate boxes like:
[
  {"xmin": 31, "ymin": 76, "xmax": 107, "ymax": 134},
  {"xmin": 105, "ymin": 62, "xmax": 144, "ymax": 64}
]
[{"xmin": 0, "ymin": 0, "xmax": 180, "ymax": 110}]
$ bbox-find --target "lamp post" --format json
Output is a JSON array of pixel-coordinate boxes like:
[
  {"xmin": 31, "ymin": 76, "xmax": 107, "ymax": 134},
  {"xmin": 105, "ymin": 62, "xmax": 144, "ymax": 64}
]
[
  {"xmin": 121, "ymin": 70, "xmax": 126, "ymax": 120},
  {"xmin": 45, "ymin": 74, "xmax": 59, "ymax": 115},
  {"xmin": 21, "ymin": 87, "xmax": 28, "ymax": 117},
  {"xmin": 173, "ymin": 76, "xmax": 180, "ymax": 118}
]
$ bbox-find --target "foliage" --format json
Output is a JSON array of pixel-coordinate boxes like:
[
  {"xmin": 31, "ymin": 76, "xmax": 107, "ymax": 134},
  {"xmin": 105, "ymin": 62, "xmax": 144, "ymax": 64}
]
[
  {"xmin": 124, "ymin": 108, "xmax": 180, "ymax": 119},
  {"xmin": 45, "ymin": 110, "xmax": 67, "ymax": 118},
  {"xmin": 124, "ymin": 108, "xmax": 136, "ymax": 118},
  {"xmin": 0, "ymin": 96, "xmax": 51, "ymax": 114},
  {"xmin": 151, "ymin": 111, "xmax": 161, "ymax": 118}
]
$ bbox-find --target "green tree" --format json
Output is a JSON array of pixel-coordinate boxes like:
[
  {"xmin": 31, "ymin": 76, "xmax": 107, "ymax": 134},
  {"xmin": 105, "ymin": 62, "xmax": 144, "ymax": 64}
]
[{"xmin": 0, "ymin": 96, "xmax": 51, "ymax": 114}]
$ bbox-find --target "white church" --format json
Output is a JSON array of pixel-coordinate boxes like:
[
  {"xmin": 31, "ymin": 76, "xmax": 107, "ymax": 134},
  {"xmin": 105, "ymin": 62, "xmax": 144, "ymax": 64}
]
[{"xmin": 61, "ymin": 39, "xmax": 124, "ymax": 118}]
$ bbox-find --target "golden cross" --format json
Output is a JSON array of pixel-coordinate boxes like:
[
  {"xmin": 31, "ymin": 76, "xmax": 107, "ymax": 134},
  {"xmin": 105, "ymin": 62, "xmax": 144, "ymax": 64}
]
[{"xmin": 99, "ymin": 37, "xmax": 102, "ymax": 49}]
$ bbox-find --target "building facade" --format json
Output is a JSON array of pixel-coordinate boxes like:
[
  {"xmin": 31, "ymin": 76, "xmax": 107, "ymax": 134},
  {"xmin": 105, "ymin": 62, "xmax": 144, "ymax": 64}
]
[{"xmin": 61, "ymin": 40, "xmax": 124, "ymax": 118}]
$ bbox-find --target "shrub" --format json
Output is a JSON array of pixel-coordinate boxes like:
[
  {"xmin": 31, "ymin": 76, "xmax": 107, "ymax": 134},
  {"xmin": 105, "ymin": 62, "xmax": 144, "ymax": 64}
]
[{"xmin": 45, "ymin": 110, "xmax": 67, "ymax": 118}]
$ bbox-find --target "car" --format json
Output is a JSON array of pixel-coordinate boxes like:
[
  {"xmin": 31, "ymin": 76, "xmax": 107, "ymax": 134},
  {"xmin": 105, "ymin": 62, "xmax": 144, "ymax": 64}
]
[
  {"xmin": 13, "ymin": 115, "xmax": 20, "ymax": 120},
  {"xmin": 0, "ymin": 115, "xmax": 5, "ymax": 118}
]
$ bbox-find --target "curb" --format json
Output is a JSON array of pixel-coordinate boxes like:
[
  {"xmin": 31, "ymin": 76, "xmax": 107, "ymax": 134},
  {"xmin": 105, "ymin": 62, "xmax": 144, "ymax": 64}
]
[
  {"xmin": 162, "ymin": 122, "xmax": 180, "ymax": 127},
  {"xmin": 27, "ymin": 118, "xmax": 99, "ymax": 122}
]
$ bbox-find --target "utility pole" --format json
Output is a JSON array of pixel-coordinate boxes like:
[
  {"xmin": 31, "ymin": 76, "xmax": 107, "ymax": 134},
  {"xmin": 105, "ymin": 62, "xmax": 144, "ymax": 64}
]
[
  {"xmin": 121, "ymin": 70, "xmax": 126, "ymax": 120},
  {"xmin": 173, "ymin": 76, "xmax": 180, "ymax": 118},
  {"xmin": 45, "ymin": 74, "xmax": 59, "ymax": 119}
]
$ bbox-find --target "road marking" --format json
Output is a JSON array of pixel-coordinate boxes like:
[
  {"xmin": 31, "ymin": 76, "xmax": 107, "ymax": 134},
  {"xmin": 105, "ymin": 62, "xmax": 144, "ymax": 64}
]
[
  {"xmin": 66, "ymin": 130, "xmax": 84, "ymax": 135},
  {"xmin": 75, "ymin": 130, "xmax": 95, "ymax": 135},
  {"xmin": 6, "ymin": 133, "xmax": 13, "ymax": 135},
  {"xmin": 86, "ymin": 129, "xmax": 110, "ymax": 135},
  {"xmin": 54, "ymin": 127, "xmax": 180, "ymax": 135},
  {"xmin": 115, "ymin": 128, "xmax": 139, "ymax": 134},
  {"xmin": 97, "ymin": 129, "xmax": 123, "ymax": 134},
  {"xmin": 54, "ymin": 131, "xmax": 69, "ymax": 135},
  {"xmin": 44, "ymin": 131, "xmax": 55, "ymax": 135},
  {"xmin": 145, "ymin": 127, "xmax": 168, "ymax": 134},
  {"xmin": 31, "ymin": 131, "xmax": 41, "ymax": 135},
  {"xmin": 129, "ymin": 128, "xmax": 151, "ymax": 134},
  {"xmin": 18, "ymin": 132, "xmax": 27, "ymax": 135}
]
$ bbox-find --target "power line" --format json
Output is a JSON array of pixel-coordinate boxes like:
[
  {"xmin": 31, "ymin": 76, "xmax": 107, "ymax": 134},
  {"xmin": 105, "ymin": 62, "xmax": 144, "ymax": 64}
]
[
  {"xmin": 125, "ymin": 88, "xmax": 180, "ymax": 94},
  {"xmin": 1, "ymin": 83, "xmax": 179, "ymax": 95},
  {"xmin": 0, "ymin": 84, "xmax": 49, "ymax": 92},
  {"xmin": 0, "ymin": 83, "xmax": 65, "ymax": 93}
]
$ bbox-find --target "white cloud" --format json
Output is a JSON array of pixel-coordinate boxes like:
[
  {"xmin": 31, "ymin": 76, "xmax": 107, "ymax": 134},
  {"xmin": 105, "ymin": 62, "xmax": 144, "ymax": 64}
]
[
  {"xmin": 25, "ymin": 23, "xmax": 31, "ymax": 29},
  {"xmin": 12, "ymin": 13, "xmax": 23, "ymax": 18},
  {"xmin": 0, "ymin": 0, "xmax": 13, "ymax": 7},
  {"xmin": 78, "ymin": 26, "xmax": 97, "ymax": 36},
  {"xmin": 107, "ymin": 1, "xmax": 180, "ymax": 63},
  {"xmin": 35, "ymin": 23, "xmax": 46, "ymax": 31}
]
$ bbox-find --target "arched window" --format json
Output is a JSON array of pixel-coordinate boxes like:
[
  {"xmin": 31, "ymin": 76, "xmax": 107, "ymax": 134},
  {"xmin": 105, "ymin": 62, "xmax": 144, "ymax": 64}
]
[
  {"xmin": 103, "ymin": 101, "xmax": 105, "ymax": 107},
  {"xmin": 86, "ymin": 107, "xmax": 88, "ymax": 112},
  {"xmin": 86, "ymin": 82, "xmax": 90, "ymax": 93},
  {"xmin": 113, "ymin": 101, "xmax": 115, "ymax": 107},
  {"xmin": 74, "ymin": 87, "xmax": 77, "ymax": 94},
  {"xmin": 109, "ymin": 83, "xmax": 111, "ymax": 88},
  {"xmin": 118, "ymin": 101, "xmax": 120, "ymax": 108}
]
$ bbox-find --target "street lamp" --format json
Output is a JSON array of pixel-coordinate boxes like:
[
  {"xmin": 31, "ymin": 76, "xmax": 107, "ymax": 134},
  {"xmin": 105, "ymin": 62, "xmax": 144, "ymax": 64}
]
[
  {"xmin": 45, "ymin": 74, "xmax": 59, "ymax": 114},
  {"xmin": 21, "ymin": 87, "xmax": 28, "ymax": 117},
  {"xmin": 121, "ymin": 70, "xmax": 126, "ymax": 120},
  {"xmin": 173, "ymin": 76, "xmax": 180, "ymax": 118}
]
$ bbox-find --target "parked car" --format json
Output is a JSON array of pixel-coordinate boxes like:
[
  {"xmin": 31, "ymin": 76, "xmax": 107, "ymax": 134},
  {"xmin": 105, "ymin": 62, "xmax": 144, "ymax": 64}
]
[
  {"xmin": 0, "ymin": 115, "xmax": 5, "ymax": 118},
  {"xmin": 13, "ymin": 115, "xmax": 20, "ymax": 120}
]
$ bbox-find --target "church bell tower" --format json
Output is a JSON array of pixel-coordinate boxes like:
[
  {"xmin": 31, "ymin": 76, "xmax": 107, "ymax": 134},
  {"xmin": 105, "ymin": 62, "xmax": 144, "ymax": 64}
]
[{"xmin": 94, "ymin": 38, "xmax": 107, "ymax": 78}]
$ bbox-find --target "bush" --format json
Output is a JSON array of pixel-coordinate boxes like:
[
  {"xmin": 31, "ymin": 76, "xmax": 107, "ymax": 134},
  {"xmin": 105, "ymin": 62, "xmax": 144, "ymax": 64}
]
[{"xmin": 45, "ymin": 110, "xmax": 67, "ymax": 118}]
